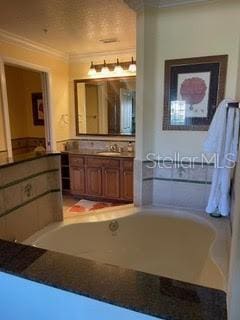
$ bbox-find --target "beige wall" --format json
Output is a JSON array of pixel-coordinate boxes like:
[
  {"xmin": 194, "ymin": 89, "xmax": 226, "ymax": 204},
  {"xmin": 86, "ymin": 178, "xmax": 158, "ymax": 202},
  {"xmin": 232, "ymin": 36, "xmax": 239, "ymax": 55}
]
[
  {"xmin": 0, "ymin": 40, "xmax": 70, "ymax": 147},
  {"xmin": 5, "ymin": 65, "xmax": 45, "ymax": 139},
  {"xmin": 5, "ymin": 65, "xmax": 27, "ymax": 138},
  {"xmin": 136, "ymin": 0, "xmax": 240, "ymax": 160}
]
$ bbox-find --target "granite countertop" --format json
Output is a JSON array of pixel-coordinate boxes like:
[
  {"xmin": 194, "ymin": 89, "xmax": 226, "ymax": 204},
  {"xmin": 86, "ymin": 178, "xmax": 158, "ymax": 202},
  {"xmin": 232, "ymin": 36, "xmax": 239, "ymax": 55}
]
[
  {"xmin": 63, "ymin": 148, "xmax": 135, "ymax": 158},
  {"xmin": 0, "ymin": 239, "xmax": 227, "ymax": 320},
  {"xmin": 0, "ymin": 152, "xmax": 60, "ymax": 169}
]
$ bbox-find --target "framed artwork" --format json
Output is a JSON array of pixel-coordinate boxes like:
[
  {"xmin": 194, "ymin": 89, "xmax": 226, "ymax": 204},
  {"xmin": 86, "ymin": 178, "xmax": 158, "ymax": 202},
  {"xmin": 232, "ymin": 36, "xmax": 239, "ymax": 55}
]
[
  {"xmin": 32, "ymin": 92, "xmax": 44, "ymax": 126},
  {"xmin": 163, "ymin": 55, "xmax": 228, "ymax": 131}
]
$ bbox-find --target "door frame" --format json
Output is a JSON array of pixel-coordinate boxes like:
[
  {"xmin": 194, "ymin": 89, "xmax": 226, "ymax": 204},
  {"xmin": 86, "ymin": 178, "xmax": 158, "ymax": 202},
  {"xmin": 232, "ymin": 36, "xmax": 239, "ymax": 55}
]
[{"xmin": 0, "ymin": 55, "xmax": 56, "ymax": 159}]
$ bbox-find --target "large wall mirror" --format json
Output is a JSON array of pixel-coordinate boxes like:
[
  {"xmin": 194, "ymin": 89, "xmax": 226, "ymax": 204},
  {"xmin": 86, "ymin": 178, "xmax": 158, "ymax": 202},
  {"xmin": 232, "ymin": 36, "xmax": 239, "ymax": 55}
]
[{"xmin": 74, "ymin": 76, "xmax": 136, "ymax": 136}]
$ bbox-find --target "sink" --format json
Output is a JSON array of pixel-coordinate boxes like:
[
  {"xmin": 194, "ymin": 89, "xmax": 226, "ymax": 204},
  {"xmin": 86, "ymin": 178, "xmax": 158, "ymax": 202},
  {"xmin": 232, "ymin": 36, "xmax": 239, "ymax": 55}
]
[{"xmin": 97, "ymin": 152, "xmax": 121, "ymax": 156}]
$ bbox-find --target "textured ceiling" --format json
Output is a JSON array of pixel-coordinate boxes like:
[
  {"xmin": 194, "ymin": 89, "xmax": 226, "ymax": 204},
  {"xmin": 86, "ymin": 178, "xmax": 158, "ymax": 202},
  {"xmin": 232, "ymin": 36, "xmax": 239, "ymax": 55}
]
[{"xmin": 0, "ymin": 0, "xmax": 136, "ymax": 55}]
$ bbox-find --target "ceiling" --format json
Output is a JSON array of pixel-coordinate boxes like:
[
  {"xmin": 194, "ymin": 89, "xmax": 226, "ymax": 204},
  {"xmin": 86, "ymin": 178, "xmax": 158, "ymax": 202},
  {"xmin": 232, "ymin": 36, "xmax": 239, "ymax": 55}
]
[
  {"xmin": 125, "ymin": 0, "xmax": 216, "ymax": 10},
  {"xmin": 0, "ymin": 0, "xmax": 136, "ymax": 56}
]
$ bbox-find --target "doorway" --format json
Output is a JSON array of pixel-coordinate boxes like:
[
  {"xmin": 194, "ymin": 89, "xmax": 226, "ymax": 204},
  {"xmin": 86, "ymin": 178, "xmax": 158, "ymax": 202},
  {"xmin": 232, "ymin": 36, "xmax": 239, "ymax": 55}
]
[
  {"xmin": 0, "ymin": 59, "xmax": 54, "ymax": 160},
  {"xmin": 4, "ymin": 65, "xmax": 46, "ymax": 156}
]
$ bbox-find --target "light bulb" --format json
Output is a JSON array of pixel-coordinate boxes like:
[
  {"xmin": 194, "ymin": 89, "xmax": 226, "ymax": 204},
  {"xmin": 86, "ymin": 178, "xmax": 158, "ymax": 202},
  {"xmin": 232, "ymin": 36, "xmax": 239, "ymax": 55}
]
[
  {"xmin": 88, "ymin": 61, "xmax": 97, "ymax": 76},
  {"xmin": 101, "ymin": 60, "xmax": 110, "ymax": 75},
  {"xmin": 128, "ymin": 57, "xmax": 136, "ymax": 73},
  {"xmin": 114, "ymin": 58, "xmax": 123, "ymax": 74}
]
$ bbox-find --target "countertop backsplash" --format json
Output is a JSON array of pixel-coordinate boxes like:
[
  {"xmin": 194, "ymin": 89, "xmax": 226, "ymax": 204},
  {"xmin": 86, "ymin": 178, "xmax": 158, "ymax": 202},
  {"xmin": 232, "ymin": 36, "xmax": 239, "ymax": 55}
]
[{"xmin": 57, "ymin": 139, "xmax": 135, "ymax": 154}]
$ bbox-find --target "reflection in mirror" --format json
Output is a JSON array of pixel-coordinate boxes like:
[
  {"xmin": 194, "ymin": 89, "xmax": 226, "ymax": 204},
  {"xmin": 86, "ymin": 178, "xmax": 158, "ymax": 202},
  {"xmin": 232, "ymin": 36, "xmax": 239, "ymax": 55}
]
[{"xmin": 75, "ymin": 77, "xmax": 136, "ymax": 136}]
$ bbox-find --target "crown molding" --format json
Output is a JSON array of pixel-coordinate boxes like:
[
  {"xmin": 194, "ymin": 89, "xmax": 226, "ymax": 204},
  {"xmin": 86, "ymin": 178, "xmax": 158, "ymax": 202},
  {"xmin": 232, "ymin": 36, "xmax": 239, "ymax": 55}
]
[
  {"xmin": 69, "ymin": 48, "xmax": 136, "ymax": 63},
  {"xmin": 0, "ymin": 28, "xmax": 135, "ymax": 64},
  {"xmin": 0, "ymin": 29, "xmax": 69, "ymax": 62},
  {"xmin": 124, "ymin": 0, "xmax": 216, "ymax": 11}
]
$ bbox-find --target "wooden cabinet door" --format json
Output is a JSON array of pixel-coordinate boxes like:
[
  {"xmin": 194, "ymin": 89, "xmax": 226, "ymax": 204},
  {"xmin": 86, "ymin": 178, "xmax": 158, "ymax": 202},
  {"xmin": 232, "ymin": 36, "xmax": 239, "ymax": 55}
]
[
  {"xmin": 121, "ymin": 170, "xmax": 133, "ymax": 201},
  {"xmin": 70, "ymin": 167, "xmax": 85, "ymax": 194},
  {"xmin": 86, "ymin": 167, "xmax": 102, "ymax": 196},
  {"xmin": 103, "ymin": 168, "xmax": 120, "ymax": 199}
]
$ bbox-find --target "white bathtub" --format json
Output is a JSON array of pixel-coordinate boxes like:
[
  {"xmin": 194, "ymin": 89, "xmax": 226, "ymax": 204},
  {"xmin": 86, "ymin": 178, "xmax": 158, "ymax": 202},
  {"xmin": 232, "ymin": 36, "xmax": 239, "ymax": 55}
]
[{"xmin": 25, "ymin": 207, "xmax": 230, "ymax": 291}]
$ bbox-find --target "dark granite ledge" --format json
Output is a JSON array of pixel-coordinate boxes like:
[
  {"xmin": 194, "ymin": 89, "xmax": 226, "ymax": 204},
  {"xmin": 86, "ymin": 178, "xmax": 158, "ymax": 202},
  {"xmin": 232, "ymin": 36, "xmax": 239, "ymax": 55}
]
[
  {"xmin": 0, "ymin": 152, "xmax": 60, "ymax": 169},
  {"xmin": 0, "ymin": 239, "xmax": 227, "ymax": 320}
]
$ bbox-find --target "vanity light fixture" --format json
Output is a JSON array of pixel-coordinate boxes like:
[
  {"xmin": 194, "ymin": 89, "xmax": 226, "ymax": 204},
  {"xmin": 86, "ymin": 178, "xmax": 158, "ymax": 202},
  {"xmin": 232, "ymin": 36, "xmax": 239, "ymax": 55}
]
[
  {"xmin": 114, "ymin": 58, "xmax": 124, "ymax": 74},
  {"xmin": 128, "ymin": 57, "xmax": 136, "ymax": 73},
  {"xmin": 101, "ymin": 60, "xmax": 110, "ymax": 75},
  {"xmin": 88, "ymin": 58, "xmax": 136, "ymax": 76},
  {"xmin": 88, "ymin": 61, "xmax": 97, "ymax": 76}
]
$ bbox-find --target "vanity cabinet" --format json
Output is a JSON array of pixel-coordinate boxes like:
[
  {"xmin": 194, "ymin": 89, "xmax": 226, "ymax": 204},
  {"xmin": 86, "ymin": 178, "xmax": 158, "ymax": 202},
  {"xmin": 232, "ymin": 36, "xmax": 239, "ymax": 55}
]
[
  {"xmin": 103, "ymin": 168, "xmax": 120, "ymax": 199},
  {"xmin": 121, "ymin": 160, "xmax": 134, "ymax": 201},
  {"xmin": 70, "ymin": 166, "xmax": 85, "ymax": 194},
  {"xmin": 69, "ymin": 155, "xmax": 85, "ymax": 195},
  {"xmin": 86, "ymin": 167, "xmax": 102, "ymax": 196},
  {"xmin": 69, "ymin": 154, "xmax": 133, "ymax": 202}
]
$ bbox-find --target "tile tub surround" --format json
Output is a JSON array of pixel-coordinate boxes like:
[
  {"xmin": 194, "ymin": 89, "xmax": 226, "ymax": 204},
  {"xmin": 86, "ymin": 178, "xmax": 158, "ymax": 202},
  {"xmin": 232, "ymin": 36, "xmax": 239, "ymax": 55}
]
[
  {"xmin": 0, "ymin": 154, "xmax": 63, "ymax": 242},
  {"xmin": 135, "ymin": 159, "xmax": 213, "ymax": 208},
  {"xmin": 0, "ymin": 239, "xmax": 227, "ymax": 320}
]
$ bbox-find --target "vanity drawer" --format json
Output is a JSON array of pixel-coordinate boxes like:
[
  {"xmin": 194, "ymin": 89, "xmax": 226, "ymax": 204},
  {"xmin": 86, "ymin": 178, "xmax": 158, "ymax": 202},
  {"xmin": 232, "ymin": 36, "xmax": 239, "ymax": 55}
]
[
  {"xmin": 86, "ymin": 157, "xmax": 105, "ymax": 167},
  {"xmin": 104, "ymin": 159, "xmax": 120, "ymax": 168},
  {"xmin": 69, "ymin": 155, "xmax": 84, "ymax": 167},
  {"xmin": 86, "ymin": 157, "xmax": 120, "ymax": 168}
]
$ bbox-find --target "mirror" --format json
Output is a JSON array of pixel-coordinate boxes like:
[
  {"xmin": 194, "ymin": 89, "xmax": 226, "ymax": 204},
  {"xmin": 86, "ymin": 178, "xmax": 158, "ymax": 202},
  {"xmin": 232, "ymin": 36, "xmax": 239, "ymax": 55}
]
[{"xmin": 74, "ymin": 76, "xmax": 136, "ymax": 136}]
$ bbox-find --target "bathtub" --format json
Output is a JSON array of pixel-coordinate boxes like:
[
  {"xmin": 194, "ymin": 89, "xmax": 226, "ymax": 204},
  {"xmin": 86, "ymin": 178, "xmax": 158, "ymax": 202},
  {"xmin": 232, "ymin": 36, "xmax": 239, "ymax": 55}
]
[{"xmin": 25, "ymin": 207, "xmax": 230, "ymax": 291}]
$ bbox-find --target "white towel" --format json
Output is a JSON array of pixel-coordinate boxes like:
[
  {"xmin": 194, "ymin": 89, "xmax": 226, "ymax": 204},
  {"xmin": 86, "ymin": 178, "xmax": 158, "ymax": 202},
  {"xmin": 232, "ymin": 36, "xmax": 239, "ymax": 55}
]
[{"xmin": 203, "ymin": 99, "xmax": 240, "ymax": 216}]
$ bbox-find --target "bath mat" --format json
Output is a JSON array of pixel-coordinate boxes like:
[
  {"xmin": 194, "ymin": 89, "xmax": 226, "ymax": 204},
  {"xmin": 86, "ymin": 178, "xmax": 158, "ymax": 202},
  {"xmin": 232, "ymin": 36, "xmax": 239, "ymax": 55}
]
[
  {"xmin": 68, "ymin": 199, "xmax": 115, "ymax": 213},
  {"xmin": 64, "ymin": 199, "xmax": 126, "ymax": 219}
]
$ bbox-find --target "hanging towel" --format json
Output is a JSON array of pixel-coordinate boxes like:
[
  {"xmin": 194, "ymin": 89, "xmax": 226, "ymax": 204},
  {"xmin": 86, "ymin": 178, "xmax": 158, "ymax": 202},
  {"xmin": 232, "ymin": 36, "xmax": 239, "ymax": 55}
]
[{"xmin": 203, "ymin": 99, "xmax": 240, "ymax": 216}]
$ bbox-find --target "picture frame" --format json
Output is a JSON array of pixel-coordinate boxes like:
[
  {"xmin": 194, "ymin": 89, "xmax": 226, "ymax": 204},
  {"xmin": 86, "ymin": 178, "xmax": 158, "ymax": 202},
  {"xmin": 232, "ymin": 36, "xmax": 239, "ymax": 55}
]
[
  {"xmin": 32, "ymin": 92, "xmax": 44, "ymax": 126},
  {"xmin": 163, "ymin": 55, "xmax": 228, "ymax": 131}
]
